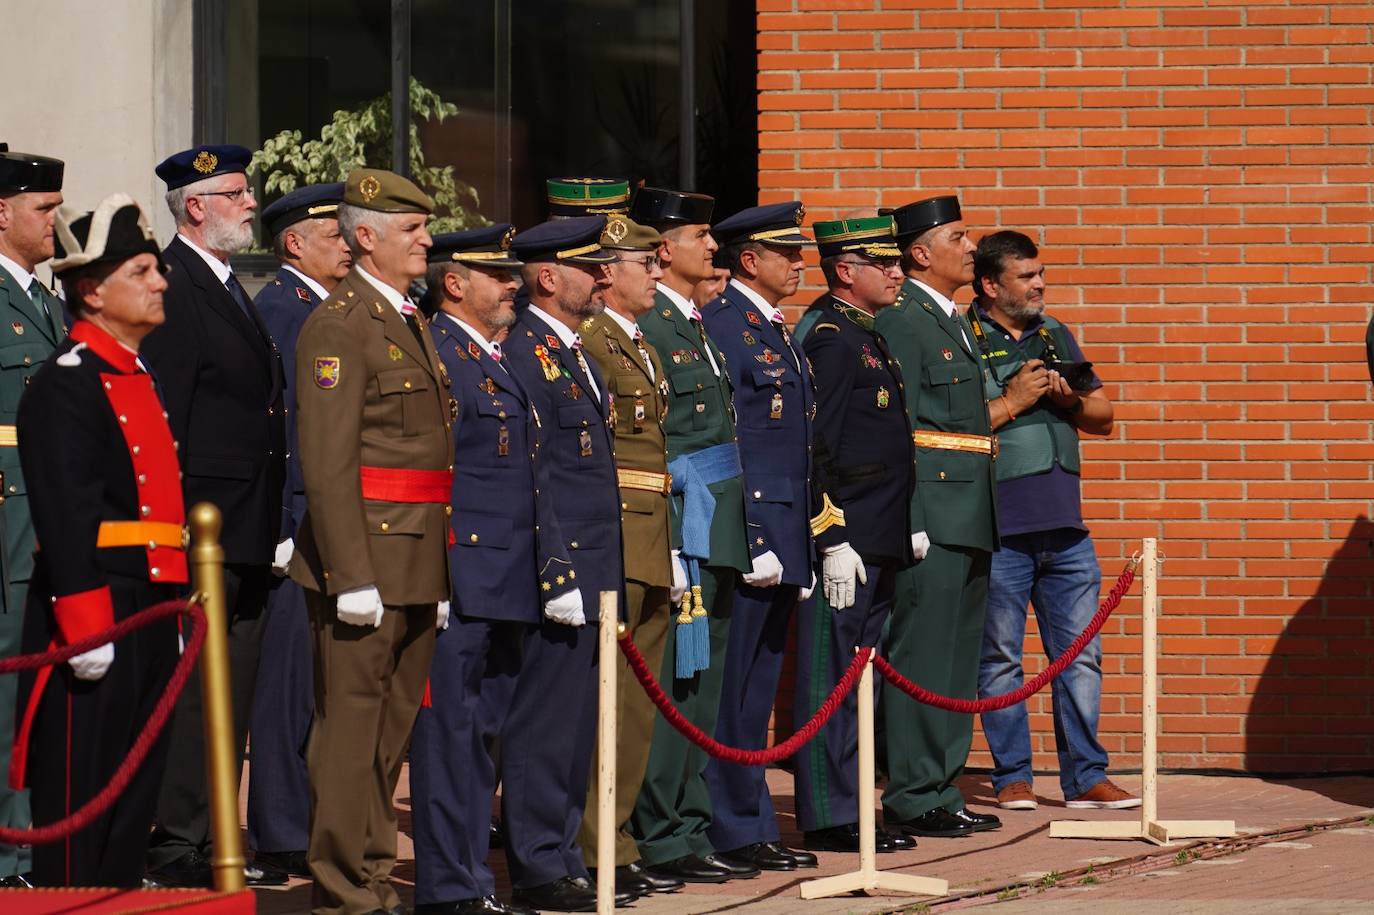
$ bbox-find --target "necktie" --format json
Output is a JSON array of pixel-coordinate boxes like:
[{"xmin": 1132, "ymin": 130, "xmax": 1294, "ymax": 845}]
[
  {"xmin": 632, "ymin": 327, "xmax": 655, "ymax": 381},
  {"xmin": 687, "ymin": 310, "xmax": 720, "ymax": 376},
  {"xmin": 490, "ymin": 341, "xmax": 510, "ymax": 375},
  {"xmin": 26, "ymin": 278, "xmax": 51, "ymax": 325},
  {"xmin": 399, "ymin": 299, "xmax": 426, "ymax": 348},
  {"xmin": 571, "ymin": 336, "xmax": 600, "ymax": 400},
  {"xmin": 223, "ymin": 273, "xmax": 256, "ymax": 323}
]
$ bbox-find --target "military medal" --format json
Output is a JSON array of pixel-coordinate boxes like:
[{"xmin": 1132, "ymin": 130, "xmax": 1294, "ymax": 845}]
[
  {"xmin": 942, "ymin": 348, "xmax": 953, "ymax": 361},
  {"xmin": 877, "ymin": 386, "xmax": 891, "ymax": 409},
  {"xmin": 11, "ymin": 322, "xmax": 23, "ymax": 336},
  {"xmin": 770, "ymin": 392, "xmax": 783, "ymax": 420},
  {"xmin": 692, "ymin": 350, "xmax": 701, "ymax": 361},
  {"xmin": 533, "ymin": 344, "xmax": 561, "ymax": 382},
  {"xmin": 567, "ymin": 381, "xmax": 582, "ymax": 400},
  {"xmin": 860, "ymin": 344, "xmax": 880, "ymax": 369},
  {"xmin": 620, "ymin": 356, "xmax": 635, "ymax": 371},
  {"xmin": 608, "ymin": 394, "xmax": 617, "ymax": 432},
  {"xmin": 606, "ymin": 339, "xmax": 620, "ymax": 354},
  {"xmin": 742, "ymin": 331, "xmax": 755, "ymax": 345},
  {"xmin": 579, "ymin": 429, "xmax": 593, "ymax": 457},
  {"xmin": 482, "ymin": 377, "xmax": 496, "ymax": 395},
  {"xmin": 498, "ymin": 425, "xmax": 509, "ymax": 457},
  {"xmin": 634, "ymin": 397, "xmax": 646, "ymax": 432},
  {"xmin": 449, "ymin": 397, "xmax": 459, "ymax": 421}
]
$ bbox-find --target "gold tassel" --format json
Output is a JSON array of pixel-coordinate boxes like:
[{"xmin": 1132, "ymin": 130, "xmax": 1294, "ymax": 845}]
[
  {"xmin": 690, "ymin": 584, "xmax": 707, "ymax": 619},
  {"xmin": 676, "ymin": 592, "xmax": 694, "ymax": 625}
]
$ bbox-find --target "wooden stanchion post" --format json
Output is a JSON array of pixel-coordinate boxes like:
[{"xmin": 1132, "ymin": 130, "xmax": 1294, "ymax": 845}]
[
  {"xmin": 595, "ymin": 592, "xmax": 618, "ymax": 915},
  {"xmin": 189, "ymin": 503, "xmax": 246, "ymax": 893},
  {"xmin": 1051, "ymin": 538, "xmax": 1234, "ymax": 845},
  {"xmin": 801, "ymin": 651, "xmax": 948, "ymax": 900}
]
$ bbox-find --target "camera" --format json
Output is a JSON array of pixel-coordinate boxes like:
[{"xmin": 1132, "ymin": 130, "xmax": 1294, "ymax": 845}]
[{"xmin": 1045, "ymin": 359, "xmax": 1096, "ymax": 392}]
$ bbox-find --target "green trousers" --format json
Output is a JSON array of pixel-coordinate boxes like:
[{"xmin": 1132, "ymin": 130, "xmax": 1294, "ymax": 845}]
[
  {"xmin": 881, "ymin": 544, "xmax": 990, "ymax": 821},
  {"xmin": 628, "ymin": 565, "xmax": 735, "ymax": 865},
  {"xmin": 0, "ymin": 602, "xmax": 31, "ymax": 878}
]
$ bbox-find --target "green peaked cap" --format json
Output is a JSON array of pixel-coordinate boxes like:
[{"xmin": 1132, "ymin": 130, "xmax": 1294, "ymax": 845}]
[{"xmin": 813, "ymin": 216, "xmax": 901, "ymax": 258}]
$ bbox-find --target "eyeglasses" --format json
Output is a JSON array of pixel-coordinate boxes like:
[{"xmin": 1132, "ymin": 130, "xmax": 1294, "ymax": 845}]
[
  {"xmin": 615, "ymin": 254, "xmax": 660, "ymax": 272},
  {"xmin": 844, "ymin": 258, "xmax": 901, "ymax": 273},
  {"xmin": 194, "ymin": 187, "xmax": 255, "ymax": 204}
]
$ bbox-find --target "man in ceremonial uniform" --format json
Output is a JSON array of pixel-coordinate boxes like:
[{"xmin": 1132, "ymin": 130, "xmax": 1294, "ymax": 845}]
[
  {"xmin": 698, "ymin": 202, "xmax": 817, "ymax": 872},
  {"xmin": 0, "ymin": 144, "xmax": 64, "ymax": 887},
  {"xmin": 627, "ymin": 187, "xmax": 753, "ymax": 885},
  {"xmin": 411, "ymin": 224, "xmax": 583, "ymax": 915},
  {"xmin": 500, "ymin": 216, "xmax": 628, "ymax": 913},
  {"xmin": 246, "ymin": 181, "xmax": 351, "ymax": 877},
  {"xmin": 872, "ymin": 195, "xmax": 1001, "ymax": 839},
  {"xmin": 15, "ymin": 195, "xmax": 183, "ymax": 886},
  {"xmin": 289, "ymin": 168, "xmax": 453, "ymax": 915},
  {"xmin": 142, "ymin": 144, "xmax": 288, "ymax": 886},
  {"xmin": 794, "ymin": 216, "xmax": 917, "ymax": 854},
  {"xmin": 576, "ymin": 215, "xmax": 686, "ymax": 898}
]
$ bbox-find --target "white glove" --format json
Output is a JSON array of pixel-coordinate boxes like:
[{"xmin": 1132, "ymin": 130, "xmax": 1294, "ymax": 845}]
[
  {"xmin": 336, "ymin": 585, "xmax": 384, "ymax": 628},
  {"xmin": 911, "ymin": 531, "xmax": 931, "ymax": 561},
  {"xmin": 544, "ymin": 589, "xmax": 586, "ymax": 627},
  {"xmin": 272, "ymin": 538, "xmax": 294, "ymax": 576},
  {"xmin": 436, "ymin": 600, "xmax": 451, "ymax": 631},
  {"xmin": 670, "ymin": 550, "xmax": 688, "ymax": 604},
  {"xmin": 69, "ymin": 643, "xmax": 114, "ymax": 681},
  {"xmin": 742, "ymin": 549, "xmax": 784, "ymax": 588},
  {"xmin": 821, "ymin": 542, "xmax": 867, "ymax": 610},
  {"xmin": 800, "ymin": 570, "xmax": 817, "ymax": 602}
]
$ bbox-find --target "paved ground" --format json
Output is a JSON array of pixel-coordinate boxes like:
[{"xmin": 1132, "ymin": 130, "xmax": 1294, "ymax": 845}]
[{"xmin": 249, "ymin": 769, "xmax": 1374, "ymax": 914}]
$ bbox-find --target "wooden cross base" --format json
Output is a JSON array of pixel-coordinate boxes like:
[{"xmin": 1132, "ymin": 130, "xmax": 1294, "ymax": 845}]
[
  {"xmin": 801, "ymin": 867, "xmax": 949, "ymax": 900},
  {"xmin": 1050, "ymin": 818, "xmax": 1235, "ymax": 846}
]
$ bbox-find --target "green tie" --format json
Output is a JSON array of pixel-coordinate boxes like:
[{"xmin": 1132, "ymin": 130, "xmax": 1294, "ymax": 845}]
[{"xmin": 27, "ymin": 278, "xmax": 51, "ymax": 324}]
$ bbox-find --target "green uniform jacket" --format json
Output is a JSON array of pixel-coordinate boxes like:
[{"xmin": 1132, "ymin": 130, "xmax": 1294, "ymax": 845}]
[
  {"xmin": 636, "ymin": 290, "xmax": 750, "ymax": 572},
  {"xmin": 873, "ymin": 278, "xmax": 997, "ymax": 552},
  {"xmin": 581, "ymin": 312, "xmax": 673, "ymax": 588},
  {"xmin": 0, "ymin": 266, "xmax": 65, "ymax": 613}
]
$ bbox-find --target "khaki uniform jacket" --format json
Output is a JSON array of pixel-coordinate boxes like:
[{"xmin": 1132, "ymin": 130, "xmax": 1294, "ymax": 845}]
[
  {"xmin": 288, "ymin": 268, "xmax": 455, "ymax": 605},
  {"xmin": 580, "ymin": 312, "xmax": 672, "ymax": 588}
]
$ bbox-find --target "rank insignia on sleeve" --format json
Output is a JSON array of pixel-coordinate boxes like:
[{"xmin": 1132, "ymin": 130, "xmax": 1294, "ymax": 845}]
[
  {"xmin": 314, "ymin": 356, "xmax": 340, "ymax": 389},
  {"xmin": 746, "ymin": 311, "xmax": 761, "ymax": 326},
  {"xmin": 942, "ymin": 348, "xmax": 953, "ymax": 361},
  {"xmin": 295, "ymin": 287, "xmax": 312, "ymax": 302},
  {"xmin": 468, "ymin": 342, "xmax": 483, "ymax": 361},
  {"xmin": 11, "ymin": 322, "xmax": 23, "ymax": 336},
  {"xmin": 877, "ymin": 386, "xmax": 891, "ymax": 409},
  {"xmin": 545, "ymin": 334, "xmax": 561, "ymax": 350},
  {"xmin": 388, "ymin": 344, "xmax": 404, "ymax": 361}
]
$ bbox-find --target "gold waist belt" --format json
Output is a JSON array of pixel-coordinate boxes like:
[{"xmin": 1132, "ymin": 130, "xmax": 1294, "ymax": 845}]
[
  {"xmin": 0, "ymin": 425, "xmax": 15, "ymax": 447},
  {"xmin": 96, "ymin": 520, "xmax": 188, "ymax": 549},
  {"xmin": 913, "ymin": 429, "xmax": 998, "ymax": 457},
  {"xmin": 617, "ymin": 468, "xmax": 672, "ymax": 495}
]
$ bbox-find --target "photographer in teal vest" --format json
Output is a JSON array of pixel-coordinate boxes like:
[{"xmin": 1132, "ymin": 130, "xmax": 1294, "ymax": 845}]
[
  {"xmin": 873, "ymin": 196, "xmax": 1003, "ymax": 838},
  {"xmin": 0, "ymin": 146, "xmax": 65, "ymax": 886},
  {"xmin": 968, "ymin": 231, "xmax": 1134, "ymax": 814}
]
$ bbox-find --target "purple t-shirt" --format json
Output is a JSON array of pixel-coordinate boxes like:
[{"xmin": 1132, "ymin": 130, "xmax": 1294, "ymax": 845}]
[{"xmin": 977, "ymin": 307, "xmax": 1102, "ymax": 539}]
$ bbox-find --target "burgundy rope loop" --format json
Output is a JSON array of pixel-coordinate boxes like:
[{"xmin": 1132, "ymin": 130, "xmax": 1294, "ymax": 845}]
[
  {"xmin": 619, "ymin": 633, "xmax": 872, "ymax": 765},
  {"xmin": 875, "ymin": 564, "xmax": 1137, "ymax": 714},
  {"xmin": 0, "ymin": 599, "xmax": 207, "ymax": 845}
]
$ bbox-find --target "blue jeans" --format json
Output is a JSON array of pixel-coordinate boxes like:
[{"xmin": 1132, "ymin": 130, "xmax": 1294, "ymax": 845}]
[{"xmin": 978, "ymin": 529, "xmax": 1109, "ymax": 799}]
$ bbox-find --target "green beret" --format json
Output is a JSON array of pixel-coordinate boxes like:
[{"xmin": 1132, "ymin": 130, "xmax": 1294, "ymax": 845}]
[
  {"xmin": 343, "ymin": 168, "xmax": 435, "ymax": 214},
  {"xmin": 600, "ymin": 215, "xmax": 660, "ymax": 251},
  {"xmin": 814, "ymin": 216, "xmax": 901, "ymax": 259}
]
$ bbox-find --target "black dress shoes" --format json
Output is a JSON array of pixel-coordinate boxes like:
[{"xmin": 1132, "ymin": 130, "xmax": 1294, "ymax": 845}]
[
  {"xmin": 253, "ymin": 849, "xmax": 310, "ymax": 878},
  {"xmin": 0, "ymin": 874, "xmax": 33, "ymax": 887},
  {"xmin": 513, "ymin": 877, "xmax": 601, "ymax": 912},
  {"xmin": 701, "ymin": 852, "xmax": 760, "ymax": 879},
  {"xmin": 243, "ymin": 857, "xmax": 290, "ymax": 886},
  {"xmin": 803, "ymin": 823, "xmax": 914, "ymax": 854},
  {"xmin": 146, "ymin": 850, "xmax": 212, "ymax": 887},
  {"xmin": 416, "ymin": 896, "xmax": 535, "ymax": 915},
  {"xmin": 588, "ymin": 862, "xmax": 684, "ymax": 896},
  {"xmin": 774, "ymin": 843, "xmax": 818, "ymax": 868},
  {"xmin": 951, "ymin": 807, "xmax": 1002, "ymax": 832},
  {"xmin": 567, "ymin": 875, "xmax": 639, "ymax": 906},
  {"xmin": 490, "ymin": 816, "xmax": 505, "ymax": 849},
  {"xmin": 718, "ymin": 842, "xmax": 796, "ymax": 871},
  {"xmin": 888, "ymin": 808, "xmax": 975, "ymax": 838},
  {"xmin": 644, "ymin": 853, "xmax": 732, "ymax": 884}
]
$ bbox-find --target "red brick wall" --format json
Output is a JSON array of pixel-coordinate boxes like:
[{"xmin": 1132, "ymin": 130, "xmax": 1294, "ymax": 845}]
[{"xmin": 759, "ymin": 0, "xmax": 1374, "ymax": 772}]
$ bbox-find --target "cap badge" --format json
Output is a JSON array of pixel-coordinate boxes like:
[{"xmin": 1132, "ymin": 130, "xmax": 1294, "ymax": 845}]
[
  {"xmin": 501, "ymin": 226, "xmax": 516, "ymax": 250},
  {"xmin": 314, "ymin": 356, "xmax": 341, "ymax": 389},
  {"xmin": 359, "ymin": 175, "xmax": 382, "ymax": 203},
  {"xmin": 795, "ymin": 204, "xmax": 806, "ymax": 225},
  {"xmin": 192, "ymin": 150, "xmax": 219, "ymax": 174},
  {"xmin": 605, "ymin": 215, "xmax": 629, "ymax": 244}
]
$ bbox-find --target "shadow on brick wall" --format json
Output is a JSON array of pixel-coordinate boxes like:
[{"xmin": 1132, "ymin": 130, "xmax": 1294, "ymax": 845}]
[{"xmin": 1245, "ymin": 515, "xmax": 1374, "ymax": 798}]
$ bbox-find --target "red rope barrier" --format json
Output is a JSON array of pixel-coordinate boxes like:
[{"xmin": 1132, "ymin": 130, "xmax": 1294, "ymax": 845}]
[
  {"xmin": 0, "ymin": 599, "xmax": 206, "ymax": 845},
  {"xmin": 874, "ymin": 562, "xmax": 1137, "ymax": 714},
  {"xmin": 619, "ymin": 634, "xmax": 872, "ymax": 765}
]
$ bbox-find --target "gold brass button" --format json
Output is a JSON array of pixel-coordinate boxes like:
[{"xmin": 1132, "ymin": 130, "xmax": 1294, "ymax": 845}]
[
  {"xmin": 381, "ymin": 521, "xmax": 390, "ymax": 532},
  {"xmin": 939, "ymin": 471, "xmax": 946, "ymax": 480},
  {"xmin": 470, "ymin": 533, "xmax": 479, "ymax": 543},
  {"xmin": 404, "ymin": 381, "xmax": 412, "ymax": 389}
]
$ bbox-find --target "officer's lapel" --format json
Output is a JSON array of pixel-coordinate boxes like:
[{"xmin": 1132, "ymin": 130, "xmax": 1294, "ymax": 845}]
[
  {"xmin": 0, "ymin": 263, "xmax": 59, "ymax": 345},
  {"xmin": 449, "ymin": 320, "xmax": 524, "ymax": 402},
  {"xmin": 352, "ymin": 273, "xmax": 439, "ymax": 383},
  {"xmin": 903, "ymin": 278, "xmax": 975, "ymax": 363},
  {"xmin": 527, "ymin": 308, "xmax": 608, "ymax": 417},
  {"xmin": 600, "ymin": 318, "xmax": 654, "ymax": 387}
]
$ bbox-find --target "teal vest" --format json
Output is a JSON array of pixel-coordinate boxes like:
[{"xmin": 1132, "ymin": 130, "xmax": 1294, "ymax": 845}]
[{"xmin": 969, "ymin": 308, "xmax": 1081, "ymax": 483}]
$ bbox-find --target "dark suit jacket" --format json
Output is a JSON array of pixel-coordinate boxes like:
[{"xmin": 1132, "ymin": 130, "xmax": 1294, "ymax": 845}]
[{"xmin": 141, "ymin": 237, "xmax": 286, "ymax": 565}]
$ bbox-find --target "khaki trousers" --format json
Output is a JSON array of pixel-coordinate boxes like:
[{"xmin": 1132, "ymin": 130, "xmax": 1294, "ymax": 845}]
[
  {"xmin": 306, "ymin": 590, "xmax": 436, "ymax": 915},
  {"xmin": 577, "ymin": 580, "xmax": 672, "ymax": 867}
]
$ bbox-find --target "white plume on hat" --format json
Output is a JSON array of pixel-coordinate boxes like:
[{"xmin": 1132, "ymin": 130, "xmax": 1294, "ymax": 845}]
[{"xmin": 50, "ymin": 193, "xmax": 157, "ymax": 275}]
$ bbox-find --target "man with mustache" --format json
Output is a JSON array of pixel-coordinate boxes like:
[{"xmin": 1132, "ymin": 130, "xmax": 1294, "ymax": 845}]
[
  {"xmin": 142, "ymin": 144, "xmax": 287, "ymax": 887},
  {"xmin": 698, "ymin": 202, "xmax": 817, "ymax": 873},
  {"xmin": 246, "ymin": 181, "xmax": 352, "ymax": 878},
  {"xmin": 0, "ymin": 144, "xmax": 65, "ymax": 888},
  {"xmin": 968, "ymin": 230, "xmax": 1128, "ymax": 814},
  {"xmin": 873, "ymin": 195, "xmax": 1002, "ymax": 840}
]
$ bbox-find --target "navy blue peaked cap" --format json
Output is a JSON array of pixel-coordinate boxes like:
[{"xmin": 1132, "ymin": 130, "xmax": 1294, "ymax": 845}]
[
  {"xmin": 260, "ymin": 182, "xmax": 345, "ymax": 238},
  {"xmin": 511, "ymin": 216, "xmax": 615, "ymax": 265},
  {"xmin": 155, "ymin": 144, "xmax": 252, "ymax": 190}
]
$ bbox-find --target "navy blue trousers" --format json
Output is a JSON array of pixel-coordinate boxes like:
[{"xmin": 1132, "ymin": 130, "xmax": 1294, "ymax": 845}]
[
  {"xmin": 704, "ymin": 581, "xmax": 798, "ymax": 851},
  {"xmin": 246, "ymin": 574, "xmax": 313, "ymax": 853},
  {"xmin": 412, "ymin": 617, "xmax": 525, "ymax": 904}
]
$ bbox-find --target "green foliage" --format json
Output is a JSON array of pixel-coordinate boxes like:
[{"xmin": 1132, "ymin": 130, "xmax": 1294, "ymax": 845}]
[
  {"xmin": 1036, "ymin": 870, "xmax": 1062, "ymax": 889},
  {"xmin": 997, "ymin": 887, "xmax": 1021, "ymax": 901},
  {"xmin": 249, "ymin": 78, "xmax": 486, "ymax": 232}
]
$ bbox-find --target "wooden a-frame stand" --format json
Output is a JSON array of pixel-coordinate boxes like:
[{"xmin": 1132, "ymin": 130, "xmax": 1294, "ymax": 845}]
[
  {"xmin": 800, "ymin": 653, "xmax": 948, "ymax": 900},
  {"xmin": 1050, "ymin": 538, "xmax": 1235, "ymax": 846}
]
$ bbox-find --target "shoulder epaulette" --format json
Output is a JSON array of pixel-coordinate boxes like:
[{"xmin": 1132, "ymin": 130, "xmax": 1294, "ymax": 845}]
[{"xmin": 814, "ymin": 322, "xmax": 841, "ymax": 333}]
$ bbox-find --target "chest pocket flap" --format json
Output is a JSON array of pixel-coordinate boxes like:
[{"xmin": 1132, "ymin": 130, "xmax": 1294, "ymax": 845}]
[
  {"xmin": 377, "ymin": 368, "xmax": 430, "ymax": 395},
  {"xmin": 749, "ymin": 366, "xmax": 795, "ymax": 388},
  {"xmin": 926, "ymin": 362, "xmax": 970, "ymax": 387},
  {"xmin": 614, "ymin": 374, "xmax": 650, "ymax": 398},
  {"xmin": 452, "ymin": 512, "xmax": 514, "ymax": 549},
  {"xmin": 670, "ymin": 366, "xmax": 712, "ymax": 396}
]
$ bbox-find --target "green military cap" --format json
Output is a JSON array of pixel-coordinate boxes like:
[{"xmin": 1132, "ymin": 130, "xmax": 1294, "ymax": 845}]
[
  {"xmin": 600, "ymin": 214, "xmax": 660, "ymax": 251},
  {"xmin": 546, "ymin": 177, "xmax": 631, "ymax": 217},
  {"xmin": 343, "ymin": 167, "xmax": 435, "ymax": 214},
  {"xmin": 814, "ymin": 215, "xmax": 901, "ymax": 259}
]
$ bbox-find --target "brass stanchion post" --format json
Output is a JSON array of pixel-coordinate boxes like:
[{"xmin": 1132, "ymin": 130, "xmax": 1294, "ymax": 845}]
[
  {"xmin": 595, "ymin": 592, "xmax": 618, "ymax": 915},
  {"xmin": 189, "ymin": 503, "xmax": 246, "ymax": 892}
]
